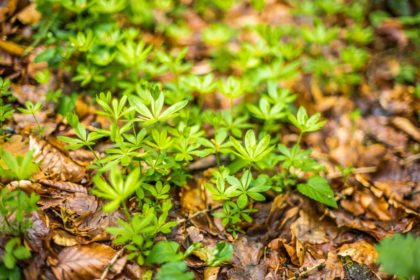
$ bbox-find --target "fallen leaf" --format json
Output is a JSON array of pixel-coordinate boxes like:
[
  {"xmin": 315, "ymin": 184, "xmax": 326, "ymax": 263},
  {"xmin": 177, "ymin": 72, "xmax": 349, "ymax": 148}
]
[
  {"xmin": 391, "ymin": 117, "xmax": 420, "ymax": 141},
  {"xmin": 0, "ymin": 40, "xmax": 25, "ymax": 56},
  {"xmin": 30, "ymin": 136, "xmax": 87, "ymax": 183},
  {"xmin": 52, "ymin": 229, "xmax": 80, "ymax": 247},
  {"xmin": 180, "ymin": 179, "xmax": 206, "ymax": 214},
  {"xmin": 39, "ymin": 179, "xmax": 88, "ymax": 194},
  {"xmin": 0, "ymin": 0, "xmax": 17, "ymax": 22},
  {"xmin": 338, "ymin": 240, "xmax": 378, "ymax": 267},
  {"xmin": 290, "ymin": 210, "xmax": 337, "ymax": 245},
  {"xmin": 204, "ymin": 267, "xmax": 219, "ymax": 280},
  {"xmin": 16, "ymin": 4, "xmax": 41, "ymax": 25},
  {"xmin": 50, "ymin": 243, "xmax": 126, "ymax": 280},
  {"xmin": 227, "ymin": 237, "xmax": 267, "ymax": 279}
]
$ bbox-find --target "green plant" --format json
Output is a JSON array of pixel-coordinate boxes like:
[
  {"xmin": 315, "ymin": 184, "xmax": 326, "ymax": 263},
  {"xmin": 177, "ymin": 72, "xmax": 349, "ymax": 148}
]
[
  {"xmin": 297, "ymin": 176, "xmax": 337, "ymax": 208},
  {"xmin": 0, "ymin": 105, "xmax": 14, "ymax": 132},
  {"xmin": 29, "ymin": 0, "xmax": 372, "ymax": 276},
  {"xmin": 91, "ymin": 168, "xmax": 142, "ymax": 213},
  {"xmin": 155, "ymin": 262, "xmax": 194, "ymax": 280},
  {"xmin": 288, "ymin": 107, "xmax": 327, "ymax": 136},
  {"xmin": 302, "ymin": 23, "xmax": 339, "ymax": 45},
  {"xmin": 146, "ymin": 240, "xmax": 232, "ymax": 279},
  {"xmin": 106, "ymin": 201, "xmax": 177, "ymax": 265},
  {"xmin": 229, "ymin": 130, "xmax": 274, "ymax": 164},
  {"xmin": 17, "ymin": 101, "xmax": 43, "ymax": 135},
  {"xmin": 0, "ymin": 78, "xmax": 14, "ymax": 132},
  {"xmin": 0, "ymin": 188, "xmax": 39, "ymax": 279},
  {"xmin": 0, "ymin": 150, "xmax": 39, "ymax": 181},
  {"xmin": 376, "ymin": 234, "xmax": 420, "ymax": 279},
  {"xmin": 0, "ymin": 189, "xmax": 39, "ymax": 235},
  {"xmin": 145, "ymin": 240, "xmax": 202, "ymax": 279},
  {"xmin": 58, "ymin": 113, "xmax": 103, "ymax": 154},
  {"xmin": 129, "ymin": 91, "xmax": 188, "ymax": 125},
  {"xmin": 0, "ymin": 237, "xmax": 32, "ymax": 280},
  {"xmin": 207, "ymin": 242, "xmax": 233, "ymax": 267}
]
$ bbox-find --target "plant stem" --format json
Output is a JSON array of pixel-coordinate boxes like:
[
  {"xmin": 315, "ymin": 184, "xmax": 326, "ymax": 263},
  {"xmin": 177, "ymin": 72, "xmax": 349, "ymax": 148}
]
[
  {"xmin": 215, "ymin": 152, "xmax": 221, "ymax": 168},
  {"xmin": 296, "ymin": 132, "xmax": 304, "ymax": 146},
  {"xmin": 32, "ymin": 113, "xmax": 43, "ymax": 135},
  {"xmin": 122, "ymin": 202, "xmax": 131, "ymax": 220},
  {"xmin": 230, "ymin": 98, "xmax": 234, "ymax": 117},
  {"xmin": 87, "ymin": 145, "xmax": 101, "ymax": 162}
]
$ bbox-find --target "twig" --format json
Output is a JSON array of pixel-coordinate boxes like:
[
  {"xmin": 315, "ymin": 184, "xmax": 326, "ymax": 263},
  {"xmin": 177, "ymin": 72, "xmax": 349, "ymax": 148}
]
[
  {"xmin": 287, "ymin": 262, "xmax": 326, "ymax": 280},
  {"xmin": 327, "ymin": 166, "xmax": 377, "ymax": 179},
  {"xmin": 100, "ymin": 248, "xmax": 124, "ymax": 280},
  {"xmin": 177, "ymin": 205, "xmax": 223, "ymax": 224},
  {"xmin": 403, "ymin": 153, "xmax": 420, "ymax": 164}
]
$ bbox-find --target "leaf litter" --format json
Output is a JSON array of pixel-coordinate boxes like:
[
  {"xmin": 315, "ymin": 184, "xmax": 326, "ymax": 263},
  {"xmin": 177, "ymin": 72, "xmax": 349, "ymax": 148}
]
[{"xmin": 0, "ymin": 0, "xmax": 419, "ymax": 279}]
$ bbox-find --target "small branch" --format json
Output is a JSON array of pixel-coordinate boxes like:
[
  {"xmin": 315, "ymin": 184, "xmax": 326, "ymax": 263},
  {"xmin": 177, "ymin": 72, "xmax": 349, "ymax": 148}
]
[
  {"xmin": 287, "ymin": 262, "xmax": 326, "ymax": 280},
  {"xmin": 100, "ymin": 248, "xmax": 125, "ymax": 280},
  {"xmin": 403, "ymin": 153, "xmax": 420, "ymax": 164},
  {"xmin": 327, "ymin": 166, "xmax": 377, "ymax": 179},
  {"xmin": 177, "ymin": 205, "xmax": 223, "ymax": 224}
]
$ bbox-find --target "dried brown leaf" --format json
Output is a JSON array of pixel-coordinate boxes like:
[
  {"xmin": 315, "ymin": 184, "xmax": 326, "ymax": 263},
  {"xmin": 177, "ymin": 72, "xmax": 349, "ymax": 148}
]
[
  {"xmin": 338, "ymin": 240, "xmax": 378, "ymax": 267},
  {"xmin": 52, "ymin": 230, "xmax": 80, "ymax": 247},
  {"xmin": 51, "ymin": 243, "xmax": 125, "ymax": 280},
  {"xmin": 391, "ymin": 117, "xmax": 420, "ymax": 141},
  {"xmin": 39, "ymin": 179, "xmax": 88, "ymax": 194},
  {"xmin": 30, "ymin": 136, "xmax": 87, "ymax": 183},
  {"xmin": 0, "ymin": 40, "xmax": 25, "ymax": 56},
  {"xmin": 290, "ymin": 210, "xmax": 337, "ymax": 245},
  {"xmin": 16, "ymin": 4, "xmax": 41, "ymax": 25}
]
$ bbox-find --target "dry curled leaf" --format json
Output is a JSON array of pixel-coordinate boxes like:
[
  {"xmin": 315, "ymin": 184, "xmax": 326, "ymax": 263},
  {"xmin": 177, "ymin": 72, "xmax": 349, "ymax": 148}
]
[
  {"xmin": 0, "ymin": 40, "xmax": 24, "ymax": 56},
  {"xmin": 338, "ymin": 240, "xmax": 378, "ymax": 267},
  {"xmin": 50, "ymin": 243, "xmax": 126, "ymax": 280},
  {"xmin": 16, "ymin": 4, "xmax": 41, "ymax": 25},
  {"xmin": 52, "ymin": 229, "xmax": 80, "ymax": 247},
  {"xmin": 290, "ymin": 210, "xmax": 337, "ymax": 245},
  {"xmin": 30, "ymin": 136, "xmax": 87, "ymax": 183},
  {"xmin": 39, "ymin": 179, "xmax": 88, "ymax": 194}
]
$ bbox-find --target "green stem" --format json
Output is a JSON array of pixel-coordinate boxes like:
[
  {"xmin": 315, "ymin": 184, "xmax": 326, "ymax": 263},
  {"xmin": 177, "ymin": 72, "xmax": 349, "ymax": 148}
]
[
  {"xmin": 215, "ymin": 152, "xmax": 221, "ymax": 168},
  {"xmin": 122, "ymin": 202, "xmax": 131, "ymax": 221},
  {"xmin": 87, "ymin": 145, "xmax": 101, "ymax": 162},
  {"xmin": 230, "ymin": 98, "xmax": 234, "ymax": 117},
  {"xmin": 32, "ymin": 113, "xmax": 43, "ymax": 136},
  {"xmin": 296, "ymin": 132, "xmax": 304, "ymax": 146}
]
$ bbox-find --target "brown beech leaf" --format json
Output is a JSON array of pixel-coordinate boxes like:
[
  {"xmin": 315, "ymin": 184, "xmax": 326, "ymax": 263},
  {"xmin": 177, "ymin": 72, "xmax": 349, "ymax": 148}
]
[
  {"xmin": 52, "ymin": 229, "xmax": 80, "ymax": 247},
  {"xmin": 0, "ymin": 40, "xmax": 25, "ymax": 56},
  {"xmin": 16, "ymin": 4, "xmax": 41, "ymax": 25},
  {"xmin": 38, "ymin": 179, "xmax": 88, "ymax": 194},
  {"xmin": 227, "ymin": 237, "xmax": 267, "ymax": 280},
  {"xmin": 180, "ymin": 179, "xmax": 206, "ymax": 214},
  {"xmin": 30, "ymin": 136, "xmax": 87, "ymax": 183},
  {"xmin": 204, "ymin": 267, "xmax": 219, "ymax": 280},
  {"xmin": 290, "ymin": 210, "xmax": 337, "ymax": 245},
  {"xmin": 338, "ymin": 240, "xmax": 378, "ymax": 267},
  {"xmin": 51, "ymin": 243, "xmax": 125, "ymax": 280}
]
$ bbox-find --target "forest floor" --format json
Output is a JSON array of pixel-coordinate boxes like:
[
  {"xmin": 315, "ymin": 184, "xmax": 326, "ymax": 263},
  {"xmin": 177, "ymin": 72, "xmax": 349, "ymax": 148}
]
[{"xmin": 0, "ymin": 1, "xmax": 419, "ymax": 280}]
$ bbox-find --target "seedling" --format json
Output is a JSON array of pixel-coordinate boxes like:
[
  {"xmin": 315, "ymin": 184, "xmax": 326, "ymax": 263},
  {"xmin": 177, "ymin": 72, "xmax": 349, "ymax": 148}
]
[
  {"xmin": 18, "ymin": 101, "xmax": 44, "ymax": 135},
  {"xmin": 0, "ymin": 150, "xmax": 39, "ymax": 181}
]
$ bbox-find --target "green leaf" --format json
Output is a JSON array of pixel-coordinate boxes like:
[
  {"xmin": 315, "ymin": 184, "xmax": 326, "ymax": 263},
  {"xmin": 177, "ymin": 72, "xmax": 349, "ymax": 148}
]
[
  {"xmin": 376, "ymin": 234, "xmax": 420, "ymax": 279},
  {"xmin": 2, "ymin": 253, "xmax": 15, "ymax": 269},
  {"xmin": 156, "ymin": 261, "xmax": 194, "ymax": 280},
  {"xmin": 297, "ymin": 176, "xmax": 337, "ymax": 208},
  {"xmin": 91, "ymin": 168, "xmax": 141, "ymax": 212},
  {"xmin": 146, "ymin": 241, "xmax": 183, "ymax": 264},
  {"xmin": 129, "ymin": 96, "xmax": 154, "ymax": 120},
  {"xmin": 159, "ymin": 100, "xmax": 188, "ymax": 120},
  {"xmin": 207, "ymin": 242, "xmax": 233, "ymax": 267},
  {"xmin": 13, "ymin": 246, "xmax": 31, "ymax": 260}
]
